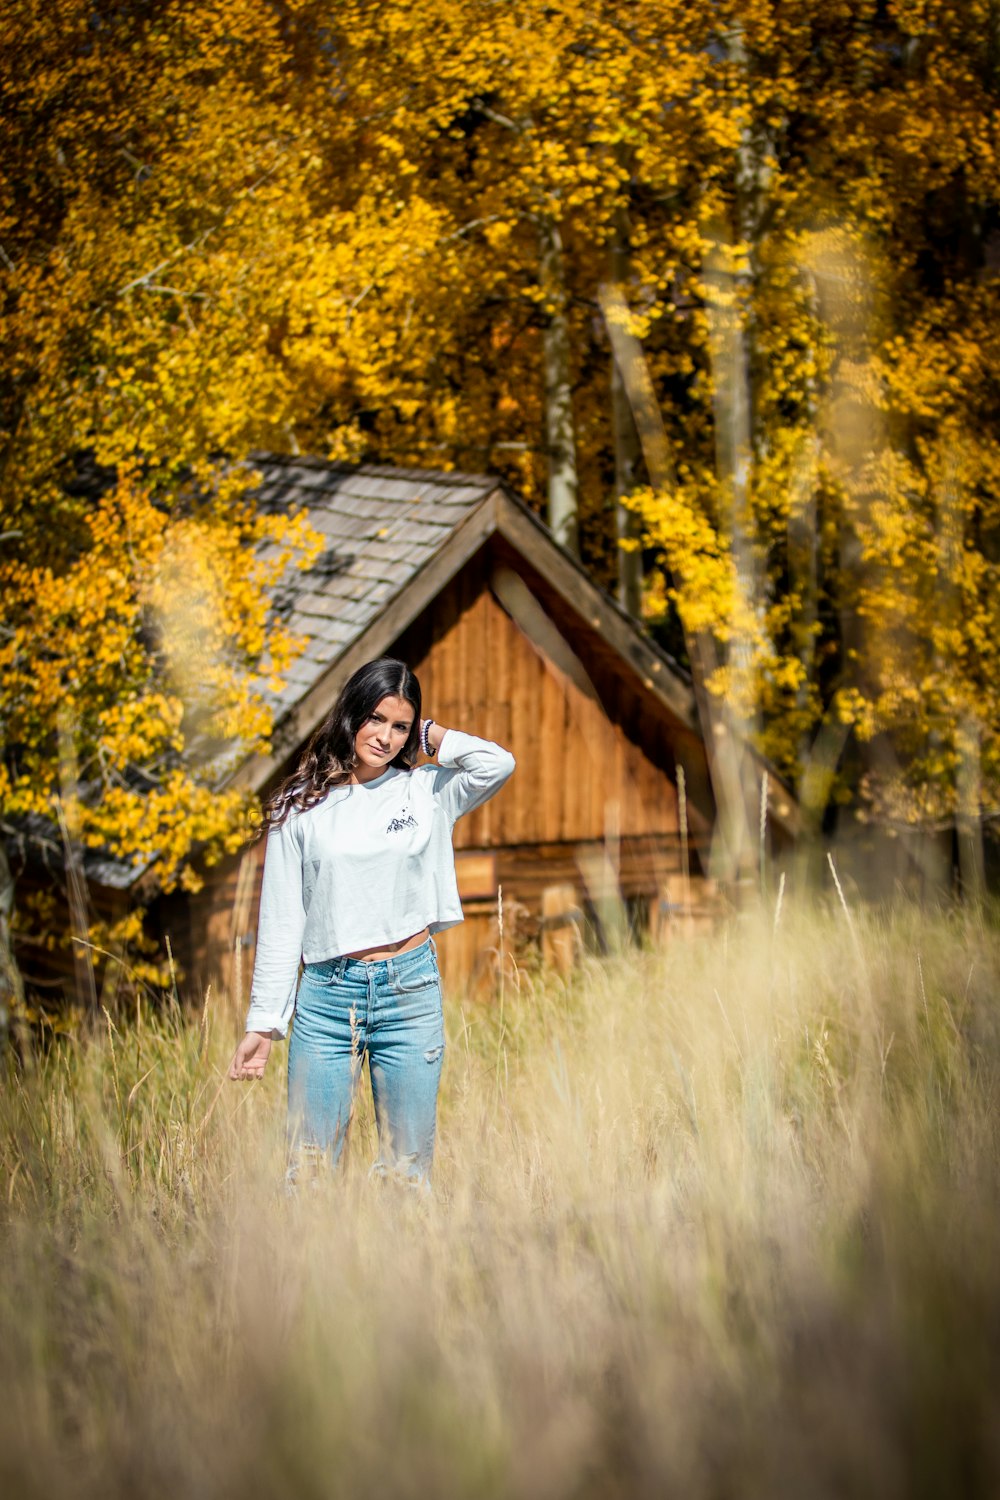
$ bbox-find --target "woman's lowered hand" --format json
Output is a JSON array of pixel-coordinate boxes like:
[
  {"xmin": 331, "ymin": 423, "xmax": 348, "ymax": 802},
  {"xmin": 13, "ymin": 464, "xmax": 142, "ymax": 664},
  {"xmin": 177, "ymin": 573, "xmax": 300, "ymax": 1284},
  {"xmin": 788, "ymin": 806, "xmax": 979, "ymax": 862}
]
[{"xmin": 228, "ymin": 1030, "xmax": 272, "ymax": 1080}]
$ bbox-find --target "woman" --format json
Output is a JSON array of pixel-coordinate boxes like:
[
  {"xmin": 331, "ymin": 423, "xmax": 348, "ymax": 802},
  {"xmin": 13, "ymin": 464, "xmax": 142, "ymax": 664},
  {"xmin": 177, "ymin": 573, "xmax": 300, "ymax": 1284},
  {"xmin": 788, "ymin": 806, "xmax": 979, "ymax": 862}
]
[{"xmin": 228, "ymin": 657, "xmax": 515, "ymax": 1188}]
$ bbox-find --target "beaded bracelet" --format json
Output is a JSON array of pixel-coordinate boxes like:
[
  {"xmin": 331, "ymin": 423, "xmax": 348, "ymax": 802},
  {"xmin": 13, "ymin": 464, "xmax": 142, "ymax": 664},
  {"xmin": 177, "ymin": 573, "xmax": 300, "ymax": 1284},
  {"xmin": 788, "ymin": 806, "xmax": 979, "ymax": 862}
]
[{"xmin": 420, "ymin": 718, "xmax": 436, "ymax": 757}]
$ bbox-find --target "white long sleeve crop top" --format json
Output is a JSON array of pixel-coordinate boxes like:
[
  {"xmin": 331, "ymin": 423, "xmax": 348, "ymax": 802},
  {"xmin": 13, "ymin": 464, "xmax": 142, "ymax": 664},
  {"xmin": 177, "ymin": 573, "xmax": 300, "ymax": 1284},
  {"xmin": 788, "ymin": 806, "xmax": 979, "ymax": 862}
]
[{"xmin": 244, "ymin": 728, "xmax": 515, "ymax": 1037}]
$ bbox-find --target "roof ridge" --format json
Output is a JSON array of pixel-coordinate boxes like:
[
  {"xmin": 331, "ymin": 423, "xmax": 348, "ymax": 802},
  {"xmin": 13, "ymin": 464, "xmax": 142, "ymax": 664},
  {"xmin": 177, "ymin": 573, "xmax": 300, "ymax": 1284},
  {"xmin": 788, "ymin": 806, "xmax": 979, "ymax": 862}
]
[{"xmin": 246, "ymin": 453, "xmax": 499, "ymax": 489}]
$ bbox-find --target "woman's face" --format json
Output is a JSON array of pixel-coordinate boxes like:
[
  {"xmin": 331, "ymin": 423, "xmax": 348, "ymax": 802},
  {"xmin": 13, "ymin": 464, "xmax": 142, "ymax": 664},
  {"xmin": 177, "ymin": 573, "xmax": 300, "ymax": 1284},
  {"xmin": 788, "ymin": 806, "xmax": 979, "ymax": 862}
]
[{"xmin": 352, "ymin": 694, "xmax": 416, "ymax": 782}]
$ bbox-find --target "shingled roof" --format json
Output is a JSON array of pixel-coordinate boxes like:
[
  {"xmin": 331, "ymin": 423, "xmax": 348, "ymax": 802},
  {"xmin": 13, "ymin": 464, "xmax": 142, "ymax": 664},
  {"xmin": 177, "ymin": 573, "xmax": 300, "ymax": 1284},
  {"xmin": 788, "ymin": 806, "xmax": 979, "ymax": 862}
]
[{"xmin": 249, "ymin": 455, "xmax": 500, "ymax": 723}]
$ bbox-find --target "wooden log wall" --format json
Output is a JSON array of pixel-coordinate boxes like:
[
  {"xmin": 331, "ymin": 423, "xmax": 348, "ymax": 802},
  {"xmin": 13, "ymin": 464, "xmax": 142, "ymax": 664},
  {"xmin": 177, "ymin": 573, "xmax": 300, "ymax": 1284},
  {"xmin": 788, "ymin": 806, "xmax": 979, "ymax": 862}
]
[{"xmin": 395, "ymin": 550, "xmax": 684, "ymax": 851}]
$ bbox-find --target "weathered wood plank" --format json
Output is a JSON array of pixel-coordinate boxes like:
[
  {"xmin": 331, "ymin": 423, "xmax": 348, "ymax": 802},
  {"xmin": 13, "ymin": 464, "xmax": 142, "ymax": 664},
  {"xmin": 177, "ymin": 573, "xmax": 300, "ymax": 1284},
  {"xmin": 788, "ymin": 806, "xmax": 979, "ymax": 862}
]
[{"xmin": 495, "ymin": 494, "xmax": 699, "ymax": 730}]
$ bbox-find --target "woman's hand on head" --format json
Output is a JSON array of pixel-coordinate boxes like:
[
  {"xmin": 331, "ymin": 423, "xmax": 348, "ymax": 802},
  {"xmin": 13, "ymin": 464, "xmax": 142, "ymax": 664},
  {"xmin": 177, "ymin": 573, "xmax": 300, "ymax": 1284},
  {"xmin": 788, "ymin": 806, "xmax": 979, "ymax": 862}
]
[{"xmin": 229, "ymin": 1030, "xmax": 273, "ymax": 1080}]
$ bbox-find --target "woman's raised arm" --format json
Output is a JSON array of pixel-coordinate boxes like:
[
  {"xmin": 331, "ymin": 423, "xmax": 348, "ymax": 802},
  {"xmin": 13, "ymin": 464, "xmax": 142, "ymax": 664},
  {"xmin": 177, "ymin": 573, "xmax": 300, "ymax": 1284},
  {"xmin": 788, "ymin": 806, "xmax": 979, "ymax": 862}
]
[{"xmin": 422, "ymin": 721, "xmax": 516, "ymax": 824}]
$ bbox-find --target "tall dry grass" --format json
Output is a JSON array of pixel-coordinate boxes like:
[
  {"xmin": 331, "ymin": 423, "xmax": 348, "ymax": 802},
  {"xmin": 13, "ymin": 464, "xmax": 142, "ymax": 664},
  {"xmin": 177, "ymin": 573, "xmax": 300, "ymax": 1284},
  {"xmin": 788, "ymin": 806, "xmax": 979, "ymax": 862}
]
[{"xmin": 2, "ymin": 896, "xmax": 1000, "ymax": 1499}]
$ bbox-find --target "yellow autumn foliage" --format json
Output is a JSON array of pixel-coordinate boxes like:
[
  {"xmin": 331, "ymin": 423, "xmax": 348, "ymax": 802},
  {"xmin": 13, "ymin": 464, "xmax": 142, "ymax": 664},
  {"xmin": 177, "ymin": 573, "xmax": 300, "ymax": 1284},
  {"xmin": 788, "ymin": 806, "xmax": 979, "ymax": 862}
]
[{"xmin": 2, "ymin": 0, "xmax": 999, "ymax": 997}]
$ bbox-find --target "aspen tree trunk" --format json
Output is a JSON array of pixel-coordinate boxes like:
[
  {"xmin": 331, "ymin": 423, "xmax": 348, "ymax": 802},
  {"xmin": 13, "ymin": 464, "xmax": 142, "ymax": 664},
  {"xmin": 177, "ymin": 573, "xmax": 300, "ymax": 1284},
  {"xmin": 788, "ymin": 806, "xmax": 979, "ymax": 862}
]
[
  {"xmin": 700, "ymin": 22, "xmax": 770, "ymax": 884},
  {"xmin": 789, "ymin": 259, "xmax": 823, "ymax": 807},
  {"xmin": 0, "ymin": 842, "xmax": 24, "ymax": 1028},
  {"xmin": 599, "ymin": 281, "xmax": 751, "ymax": 882},
  {"xmin": 54, "ymin": 798, "xmax": 99, "ymax": 1015},
  {"xmin": 718, "ymin": 26, "xmax": 760, "ymax": 623},
  {"xmin": 610, "ymin": 204, "xmax": 643, "ymax": 617},
  {"xmin": 55, "ymin": 709, "xmax": 98, "ymax": 1014},
  {"xmin": 538, "ymin": 215, "xmax": 580, "ymax": 556},
  {"xmin": 956, "ymin": 716, "xmax": 985, "ymax": 900},
  {"xmin": 935, "ymin": 453, "xmax": 985, "ymax": 898}
]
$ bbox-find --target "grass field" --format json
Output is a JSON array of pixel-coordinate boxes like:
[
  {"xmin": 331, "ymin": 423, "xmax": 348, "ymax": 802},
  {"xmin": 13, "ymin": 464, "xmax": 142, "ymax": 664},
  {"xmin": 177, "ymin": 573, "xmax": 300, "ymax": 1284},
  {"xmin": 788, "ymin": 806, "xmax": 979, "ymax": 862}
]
[{"xmin": 2, "ymin": 894, "xmax": 1000, "ymax": 1499}]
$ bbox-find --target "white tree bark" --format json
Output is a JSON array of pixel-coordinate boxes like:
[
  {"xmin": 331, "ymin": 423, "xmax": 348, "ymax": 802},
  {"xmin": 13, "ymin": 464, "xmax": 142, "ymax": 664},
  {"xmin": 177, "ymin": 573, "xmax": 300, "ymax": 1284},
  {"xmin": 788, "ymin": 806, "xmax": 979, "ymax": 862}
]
[
  {"xmin": 610, "ymin": 205, "xmax": 643, "ymax": 616},
  {"xmin": 538, "ymin": 215, "xmax": 580, "ymax": 556}
]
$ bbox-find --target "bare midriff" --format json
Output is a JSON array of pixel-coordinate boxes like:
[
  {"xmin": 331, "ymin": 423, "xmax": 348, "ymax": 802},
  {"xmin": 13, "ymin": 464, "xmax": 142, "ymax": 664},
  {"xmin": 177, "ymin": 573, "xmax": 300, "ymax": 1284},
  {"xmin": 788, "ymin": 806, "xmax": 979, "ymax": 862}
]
[{"xmin": 342, "ymin": 927, "xmax": 430, "ymax": 962}]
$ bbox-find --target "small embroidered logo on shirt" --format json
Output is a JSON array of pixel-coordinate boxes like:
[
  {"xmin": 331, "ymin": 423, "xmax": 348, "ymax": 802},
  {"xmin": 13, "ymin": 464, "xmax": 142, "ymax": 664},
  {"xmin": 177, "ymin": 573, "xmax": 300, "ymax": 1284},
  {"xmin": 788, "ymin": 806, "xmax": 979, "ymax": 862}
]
[{"xmin": 386, "ymin": 810, "xmax": 418, "ymax": 833}]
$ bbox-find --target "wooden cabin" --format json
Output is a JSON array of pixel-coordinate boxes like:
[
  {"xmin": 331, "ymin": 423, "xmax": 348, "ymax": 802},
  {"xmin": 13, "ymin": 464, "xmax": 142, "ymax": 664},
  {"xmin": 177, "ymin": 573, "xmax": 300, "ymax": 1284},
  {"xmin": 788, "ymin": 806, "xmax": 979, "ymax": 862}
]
[{"xmin": 151, "ymin": 457, "xmax": 798, "ymax": 1002}]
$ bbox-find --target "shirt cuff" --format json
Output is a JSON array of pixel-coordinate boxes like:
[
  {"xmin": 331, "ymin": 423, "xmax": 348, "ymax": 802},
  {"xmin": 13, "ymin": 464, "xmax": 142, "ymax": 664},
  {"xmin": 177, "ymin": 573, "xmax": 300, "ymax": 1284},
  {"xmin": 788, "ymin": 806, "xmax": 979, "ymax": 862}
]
[{"xmin": 244, "ymin": 1013, "xmax": 289, "ymax": 1041}]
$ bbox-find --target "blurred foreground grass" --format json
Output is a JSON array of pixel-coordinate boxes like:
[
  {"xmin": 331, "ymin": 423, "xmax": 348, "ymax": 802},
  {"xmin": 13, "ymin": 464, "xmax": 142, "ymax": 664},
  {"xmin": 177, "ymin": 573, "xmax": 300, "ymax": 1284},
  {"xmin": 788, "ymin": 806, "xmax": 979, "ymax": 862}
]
[{"xmin": 2, "ymin": 897, "xmax": 1000, "ymax": 1500}]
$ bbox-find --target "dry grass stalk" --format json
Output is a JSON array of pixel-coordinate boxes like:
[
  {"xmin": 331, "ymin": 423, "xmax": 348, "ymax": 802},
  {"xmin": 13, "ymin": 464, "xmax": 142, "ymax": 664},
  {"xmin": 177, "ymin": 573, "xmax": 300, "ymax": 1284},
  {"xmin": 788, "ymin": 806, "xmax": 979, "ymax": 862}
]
[{"xmin": 1, "ymin": 898, "xmax": 999, "ymax": 1499}]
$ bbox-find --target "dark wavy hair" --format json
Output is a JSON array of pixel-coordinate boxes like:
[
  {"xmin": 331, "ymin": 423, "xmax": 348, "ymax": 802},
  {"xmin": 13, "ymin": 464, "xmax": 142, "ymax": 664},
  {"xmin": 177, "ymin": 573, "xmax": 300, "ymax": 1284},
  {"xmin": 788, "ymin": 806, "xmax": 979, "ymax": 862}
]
[{"xmin": 255, "ymin": 657, "xmax": 422, "ymax": 836}]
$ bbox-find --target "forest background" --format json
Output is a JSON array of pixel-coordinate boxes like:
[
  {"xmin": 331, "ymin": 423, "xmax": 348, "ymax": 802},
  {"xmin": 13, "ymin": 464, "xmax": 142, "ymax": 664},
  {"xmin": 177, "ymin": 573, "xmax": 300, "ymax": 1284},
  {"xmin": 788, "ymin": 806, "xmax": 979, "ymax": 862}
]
[{"xmin": 2, "ymin": 0, "xmax": 1000, "ymax": 1004}]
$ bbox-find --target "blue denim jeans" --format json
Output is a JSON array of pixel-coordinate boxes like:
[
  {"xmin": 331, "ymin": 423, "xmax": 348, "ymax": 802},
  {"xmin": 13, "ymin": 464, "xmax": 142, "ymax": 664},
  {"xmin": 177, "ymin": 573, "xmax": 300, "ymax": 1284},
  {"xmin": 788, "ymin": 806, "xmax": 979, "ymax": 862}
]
[{"xmin": 286, "ymin": 938, "xmax": 445, "ymax": 1188}]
